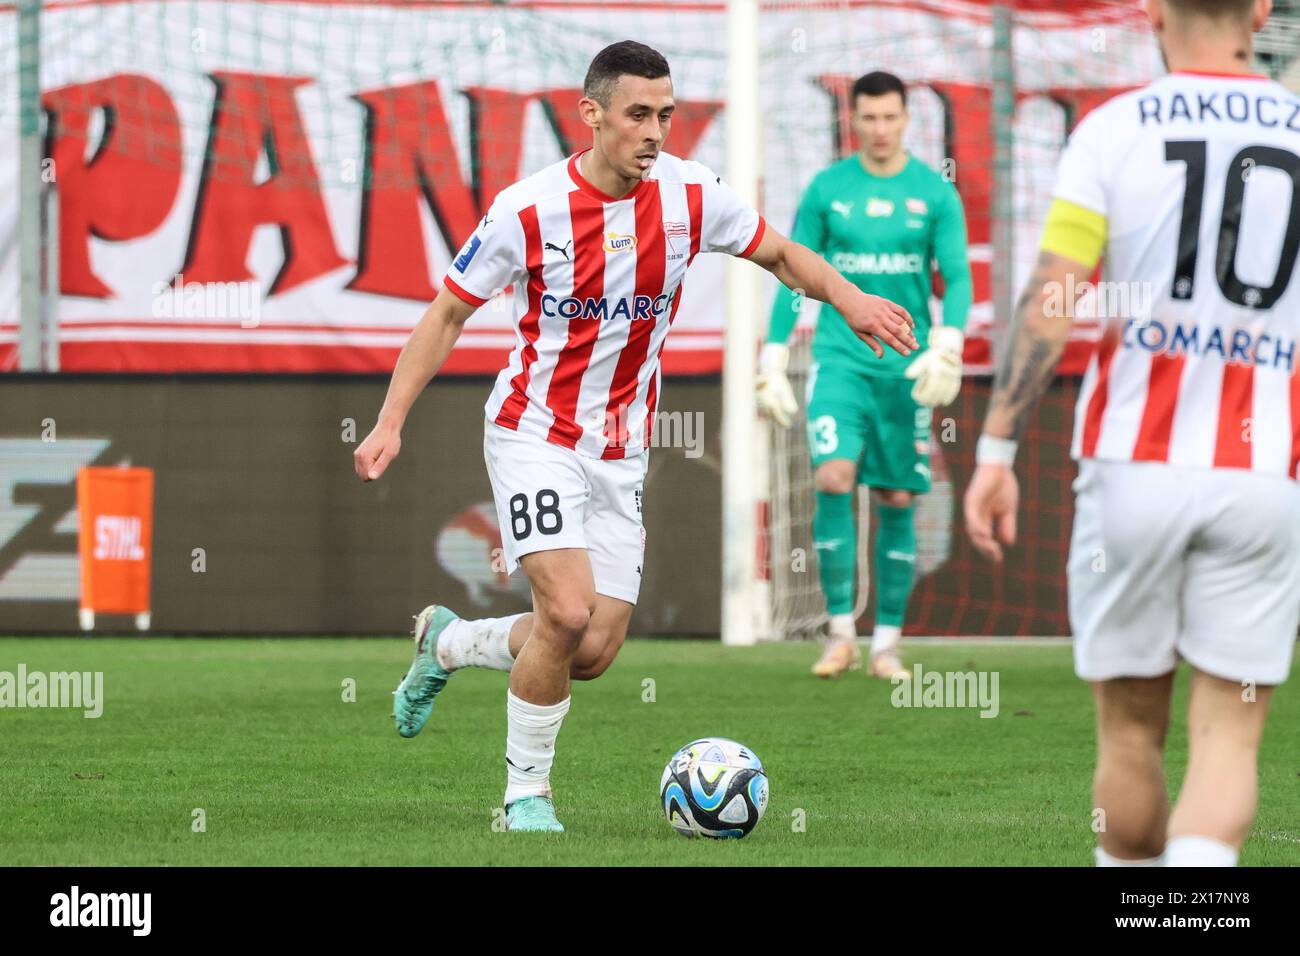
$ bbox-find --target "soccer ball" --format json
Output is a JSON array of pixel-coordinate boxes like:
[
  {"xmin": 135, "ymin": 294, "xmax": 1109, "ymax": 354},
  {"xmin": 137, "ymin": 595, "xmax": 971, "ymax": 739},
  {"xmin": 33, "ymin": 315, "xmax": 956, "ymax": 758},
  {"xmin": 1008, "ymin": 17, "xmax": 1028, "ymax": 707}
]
[{"xmin": 659, "ymin": 737, "xmax": 769, "ymax": 839}]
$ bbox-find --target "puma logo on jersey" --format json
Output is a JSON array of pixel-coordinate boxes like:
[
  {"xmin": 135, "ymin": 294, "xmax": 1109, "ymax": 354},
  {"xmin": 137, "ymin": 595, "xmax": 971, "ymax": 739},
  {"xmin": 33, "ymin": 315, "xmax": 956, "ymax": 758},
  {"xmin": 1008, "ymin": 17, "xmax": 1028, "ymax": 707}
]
[
  {"xmin": 603, "ymin": 232, "xmax": 637, "ymax": 253},
  {"xmin": 830, "ymin": 200, "xmax": 854, "ymax": 218},
  {"xmin": 544, "ymin": 240, "xmax": 572, "ymax": 261}
]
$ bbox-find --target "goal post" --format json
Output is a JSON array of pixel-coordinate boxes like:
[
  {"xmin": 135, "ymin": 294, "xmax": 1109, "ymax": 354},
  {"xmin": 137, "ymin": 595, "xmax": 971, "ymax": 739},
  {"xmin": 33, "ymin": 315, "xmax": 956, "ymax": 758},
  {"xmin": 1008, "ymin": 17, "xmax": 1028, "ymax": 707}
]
[{"xmin": 720, "ymin": 0, "xmax": 763, "ymax": 647}]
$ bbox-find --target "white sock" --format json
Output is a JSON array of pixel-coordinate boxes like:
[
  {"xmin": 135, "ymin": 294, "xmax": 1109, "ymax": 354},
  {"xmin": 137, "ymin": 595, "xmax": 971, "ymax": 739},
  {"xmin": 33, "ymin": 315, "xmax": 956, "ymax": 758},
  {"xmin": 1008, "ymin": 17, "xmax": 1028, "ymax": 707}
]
[
  {"xmin": 1163, "ymin": 835, "xmax": 1238, "ymax": 867},
  {"xmin": 436, "ymin": 614, "xmax": 522, "ymax": 672},
  {"xmin": 1095, "ymin": 847, "xmax": 1164, "ymax": 867},
  {"xmin": 829, "ymin": 613, "xmax": 857, "ymax": 642},
  {"xmin": 503, "ymin": 690, "xmax": 570, "ymax": 806},
  {"xmin": 871, "ymin": 624, "xmax": 902, "ymax": 658}
]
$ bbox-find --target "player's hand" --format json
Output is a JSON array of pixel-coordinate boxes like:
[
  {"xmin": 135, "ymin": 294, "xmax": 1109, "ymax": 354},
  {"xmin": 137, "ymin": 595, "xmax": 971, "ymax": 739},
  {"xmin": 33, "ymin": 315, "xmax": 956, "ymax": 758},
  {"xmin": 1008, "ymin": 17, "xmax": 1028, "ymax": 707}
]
[
  {"xmin": 964, "ymin": 462, "xmax": 1018, "ymax": 562},
  {"xmin": 905, "ymin": 327, "xmax": 964, "ymax": 407},
  {"xmin": 836, "ymin": 289, "xmax": 917, "ymax": 358},
  {"xmin": 755, "ymin": 342, "xmax": 799, "ymax": 428},
  {"xmin": 354, "ymin": 422, "xmax": 401, "ymax": 481}
]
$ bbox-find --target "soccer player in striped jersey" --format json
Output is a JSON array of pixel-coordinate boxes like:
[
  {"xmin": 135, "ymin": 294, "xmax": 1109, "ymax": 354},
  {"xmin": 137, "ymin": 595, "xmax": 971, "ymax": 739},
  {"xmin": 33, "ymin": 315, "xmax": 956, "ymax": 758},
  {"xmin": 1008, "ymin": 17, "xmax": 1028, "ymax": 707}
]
[
  {"xmin": 965, "ymin": 0, "xmax": 1299, "ymax": 866},
  {"xmin": 757, "ymin": 71, "xmax": 972, "ymax": 680},
  {"xmin": 354, "ymin": 41, "xmax": 916, "ymax": 832}
]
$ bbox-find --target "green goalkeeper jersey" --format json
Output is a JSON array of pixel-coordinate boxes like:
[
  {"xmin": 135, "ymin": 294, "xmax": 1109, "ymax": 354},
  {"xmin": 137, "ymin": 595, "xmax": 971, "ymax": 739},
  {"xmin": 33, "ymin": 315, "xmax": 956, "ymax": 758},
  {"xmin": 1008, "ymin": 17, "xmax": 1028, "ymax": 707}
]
[{"xmin": 768, "ymin": 154, "xmax": 972, "ymax": 377}]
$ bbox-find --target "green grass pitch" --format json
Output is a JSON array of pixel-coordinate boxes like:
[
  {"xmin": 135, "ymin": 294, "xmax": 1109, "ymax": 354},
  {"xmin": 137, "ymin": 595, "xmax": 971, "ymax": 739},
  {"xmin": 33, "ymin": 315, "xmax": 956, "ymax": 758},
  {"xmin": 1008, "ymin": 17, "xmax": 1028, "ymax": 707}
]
[{"xmin": 1, "ymin": 638, "xmax": 1297, "ymax": 866}]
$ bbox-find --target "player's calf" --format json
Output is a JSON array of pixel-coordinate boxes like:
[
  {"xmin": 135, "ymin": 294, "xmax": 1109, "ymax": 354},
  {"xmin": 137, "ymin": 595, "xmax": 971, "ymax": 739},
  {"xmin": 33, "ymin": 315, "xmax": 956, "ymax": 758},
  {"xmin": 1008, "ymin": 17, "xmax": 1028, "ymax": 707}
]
[
  {"xmin": 570, "ymin": 595, "xmax": 634, "ymax": 680},
  {"xmin": 1091, "ymin": 674, "xmax": 1173, "ymax": 864},
  {"xmin": 1166, "ymin": 669, "xmax": 1274, "ymax": 866}
]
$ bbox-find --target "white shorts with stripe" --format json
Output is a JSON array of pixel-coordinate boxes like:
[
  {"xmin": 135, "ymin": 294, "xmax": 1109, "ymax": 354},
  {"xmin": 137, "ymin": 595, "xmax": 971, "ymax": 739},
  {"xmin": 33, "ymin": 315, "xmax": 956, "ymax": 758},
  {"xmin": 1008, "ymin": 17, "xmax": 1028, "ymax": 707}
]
[
  {"xmin": 483, "ymin": 421, "xmax": 647, "ymax": 605},
  {"xmin": 1069, "ymin": 458, "xmax": 1300, "ymax": 685}
]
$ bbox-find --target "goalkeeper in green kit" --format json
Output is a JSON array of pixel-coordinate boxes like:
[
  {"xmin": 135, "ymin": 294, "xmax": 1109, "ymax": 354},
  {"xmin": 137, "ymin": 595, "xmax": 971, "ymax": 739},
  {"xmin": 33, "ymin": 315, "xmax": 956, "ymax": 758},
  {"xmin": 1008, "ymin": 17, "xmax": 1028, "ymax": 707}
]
[{"xmin": 758, "ymin": 71, "xmax": 972, "ymax": 680}]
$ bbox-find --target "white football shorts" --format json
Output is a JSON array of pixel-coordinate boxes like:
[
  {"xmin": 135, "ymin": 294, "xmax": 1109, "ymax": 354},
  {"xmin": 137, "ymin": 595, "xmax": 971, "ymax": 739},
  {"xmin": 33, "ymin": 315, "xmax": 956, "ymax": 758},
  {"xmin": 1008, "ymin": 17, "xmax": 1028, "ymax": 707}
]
[
  {"xmin": 1069, "ymin": 458, "xmax": 1300, "ymax": 685},
  {"xmin": 483, "ymin": 420, "xmax": 647, "ymax": 605}
]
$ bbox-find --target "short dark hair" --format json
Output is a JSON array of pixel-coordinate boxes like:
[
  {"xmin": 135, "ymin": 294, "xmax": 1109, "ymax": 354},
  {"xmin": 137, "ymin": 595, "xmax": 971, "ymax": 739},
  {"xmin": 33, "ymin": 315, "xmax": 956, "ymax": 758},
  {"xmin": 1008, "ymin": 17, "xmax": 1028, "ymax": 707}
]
[
  {"xmin": 584, "ymin": 41, "xmax": 671, "ymax": 107},
  {"xmin": 851, "ymin": 71, "xmax": 907, "ymax": 107},
  {"xmin": 1166, "ymin": 0, "xmax": 1254, "ymax": 19}
]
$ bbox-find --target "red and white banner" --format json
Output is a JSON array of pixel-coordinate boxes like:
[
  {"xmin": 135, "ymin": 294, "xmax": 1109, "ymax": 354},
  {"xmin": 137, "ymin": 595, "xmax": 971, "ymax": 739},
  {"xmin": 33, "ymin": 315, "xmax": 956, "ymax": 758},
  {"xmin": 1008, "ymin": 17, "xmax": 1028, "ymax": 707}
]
[{"xmin": 0, "ymin": 0, "xmax": 1159, "ymax": 374}]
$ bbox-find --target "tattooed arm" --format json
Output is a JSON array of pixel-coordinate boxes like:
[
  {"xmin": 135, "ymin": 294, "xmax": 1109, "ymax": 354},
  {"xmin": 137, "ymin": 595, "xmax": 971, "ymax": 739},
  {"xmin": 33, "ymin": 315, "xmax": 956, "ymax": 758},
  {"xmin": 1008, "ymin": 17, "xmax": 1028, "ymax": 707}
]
[
  {"xmin": 983, "ymin": 251, "xmax": 1084, "ymax": 440},
  {"xmin": 964, "ymin": 250, "xmax": 1090, "ymax": 561}
]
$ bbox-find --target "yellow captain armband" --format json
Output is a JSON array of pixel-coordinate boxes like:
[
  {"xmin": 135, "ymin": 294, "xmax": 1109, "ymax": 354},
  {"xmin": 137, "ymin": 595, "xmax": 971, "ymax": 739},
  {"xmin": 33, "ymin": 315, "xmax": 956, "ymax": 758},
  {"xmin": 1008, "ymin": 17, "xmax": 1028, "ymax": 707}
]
[{"xmin": 1039, "ymin": 199, "xmax": 1107, "ymax": 269}]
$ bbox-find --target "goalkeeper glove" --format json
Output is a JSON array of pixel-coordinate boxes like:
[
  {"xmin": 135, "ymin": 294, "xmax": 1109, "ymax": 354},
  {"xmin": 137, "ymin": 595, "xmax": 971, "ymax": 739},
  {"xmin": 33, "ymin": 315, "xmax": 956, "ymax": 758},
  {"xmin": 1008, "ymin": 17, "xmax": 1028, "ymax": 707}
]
[
  {"xmin": 904, "ymin": 326, "xmax": 964, "ymax": 407},
  {"xmin": 755, "ymin": 342, "xmax": 799, "ymax": 428}
]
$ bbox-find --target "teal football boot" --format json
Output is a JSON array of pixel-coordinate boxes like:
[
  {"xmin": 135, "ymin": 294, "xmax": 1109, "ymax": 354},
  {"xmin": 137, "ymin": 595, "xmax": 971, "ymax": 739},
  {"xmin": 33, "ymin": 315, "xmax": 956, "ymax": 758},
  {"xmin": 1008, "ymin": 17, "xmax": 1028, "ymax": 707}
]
[
  {"xmin": 392, "ymin": 605, "xmax": 458, "ymax": 738},
  {"xmin": 505, "ymin": 796, "xmax": 565, "ymax": 833}
]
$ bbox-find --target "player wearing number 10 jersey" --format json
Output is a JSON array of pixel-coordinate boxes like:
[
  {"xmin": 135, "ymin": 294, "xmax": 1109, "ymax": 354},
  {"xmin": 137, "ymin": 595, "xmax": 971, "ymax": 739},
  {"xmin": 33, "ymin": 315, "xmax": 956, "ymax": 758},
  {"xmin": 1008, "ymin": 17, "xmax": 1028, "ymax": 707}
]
[
  {"xmin": 966, "ymin": 0, "xmax": 1300, "ymax": 867},
  {"xmin": 353, "ymin": 41, "xmax": 916, "ymax": 833}
]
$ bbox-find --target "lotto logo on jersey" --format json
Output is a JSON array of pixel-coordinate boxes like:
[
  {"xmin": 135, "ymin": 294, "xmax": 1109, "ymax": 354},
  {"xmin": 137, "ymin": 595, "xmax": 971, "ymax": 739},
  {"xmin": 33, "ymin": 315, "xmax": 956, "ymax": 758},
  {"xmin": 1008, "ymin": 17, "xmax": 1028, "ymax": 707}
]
[
  {"xmin": 603, "ymin": 232, "xmax": 637, "ymax": 253},
  {"xmin": 540, "ymin": 291, "xmax": 677, "ymax": 322}
]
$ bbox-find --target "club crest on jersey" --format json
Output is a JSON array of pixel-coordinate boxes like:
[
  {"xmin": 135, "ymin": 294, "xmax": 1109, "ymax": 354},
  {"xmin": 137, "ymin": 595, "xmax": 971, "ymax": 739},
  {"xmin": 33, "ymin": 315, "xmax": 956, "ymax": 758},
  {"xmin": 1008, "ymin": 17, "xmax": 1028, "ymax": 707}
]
[
  {"xmin": 603, "ymin": 232, "xmax": 637, "ymax": 253},
  {"xmin": 866, "ymin": 198, "xmax": 895, "ymax": 217},
  {"xmin": 905, "ymin": 198, "xmax": 928, "ymax": 215}
]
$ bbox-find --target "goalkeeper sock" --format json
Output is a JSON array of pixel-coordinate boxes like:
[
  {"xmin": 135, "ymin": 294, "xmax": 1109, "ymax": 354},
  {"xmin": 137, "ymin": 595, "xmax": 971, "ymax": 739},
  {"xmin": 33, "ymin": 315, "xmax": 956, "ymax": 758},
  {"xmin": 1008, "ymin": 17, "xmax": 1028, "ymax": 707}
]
[
  {"xmin": 813, "ymin": 490, "xmax": 857, "ymax": 616},
  {"xmin": 437, "ymin": 614, "xmax": 522, "ymax": 672},
  {"xmin": 828, "ymin": 613, "xmax": 857, "ymax": 642},
  {"xmin": 873, "ymin": 501, "xmax": 916, "ymax": 629},
  {"xmin": 871, "ymin": 623, "xmax": 902, "ymax": 658}
]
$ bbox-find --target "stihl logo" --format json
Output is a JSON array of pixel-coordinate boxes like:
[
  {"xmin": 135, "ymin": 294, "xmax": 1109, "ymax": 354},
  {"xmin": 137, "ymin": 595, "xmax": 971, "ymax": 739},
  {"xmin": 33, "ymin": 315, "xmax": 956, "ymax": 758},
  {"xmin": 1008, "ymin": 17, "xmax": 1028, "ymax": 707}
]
[{"xmin": 93, "ymin": 516, "xmax": 145, "ymax": 561}]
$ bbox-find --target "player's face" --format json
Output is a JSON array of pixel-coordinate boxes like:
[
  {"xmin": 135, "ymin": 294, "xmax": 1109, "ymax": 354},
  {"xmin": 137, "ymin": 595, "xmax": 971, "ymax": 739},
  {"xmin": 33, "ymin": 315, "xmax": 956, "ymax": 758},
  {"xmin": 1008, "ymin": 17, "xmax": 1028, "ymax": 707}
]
[
  {"xmin": 594, "ymin": 75, "xmax": 675, "ymax": 181},
  {"xmin": 852, "ymin": 92, "xmax": 908, "ymax": 164}
]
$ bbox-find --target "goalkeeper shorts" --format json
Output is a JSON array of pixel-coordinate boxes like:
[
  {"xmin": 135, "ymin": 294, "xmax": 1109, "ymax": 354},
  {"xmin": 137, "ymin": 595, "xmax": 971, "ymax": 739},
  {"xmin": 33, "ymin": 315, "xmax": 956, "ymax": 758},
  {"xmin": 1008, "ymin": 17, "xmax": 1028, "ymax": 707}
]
[{"xmin": 805, "ymin": 362, "xmax": 932, "ymax": 493}]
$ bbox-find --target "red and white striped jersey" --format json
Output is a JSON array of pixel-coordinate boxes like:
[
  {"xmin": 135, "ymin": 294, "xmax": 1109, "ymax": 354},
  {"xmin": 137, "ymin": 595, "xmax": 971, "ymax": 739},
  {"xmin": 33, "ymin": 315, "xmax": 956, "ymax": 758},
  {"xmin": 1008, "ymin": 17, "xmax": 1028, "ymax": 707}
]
[
  {"xmin": 443, "ymin": 149, "xmax": 765, "ymax": 459},
  {"xmin": 1058, "ymin": 72, "xmax": 1300, "ymax": 478}
]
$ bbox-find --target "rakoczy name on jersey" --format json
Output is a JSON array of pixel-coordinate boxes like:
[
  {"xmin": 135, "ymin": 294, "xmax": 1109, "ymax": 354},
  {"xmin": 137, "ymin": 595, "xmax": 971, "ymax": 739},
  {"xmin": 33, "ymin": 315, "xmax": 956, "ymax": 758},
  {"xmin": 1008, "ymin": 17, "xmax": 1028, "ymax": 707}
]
[
  {"xmin": 541, "ymin": 289, "xmax": 679, "ymax": 322},
  {"xmin": 1136, "ymin": 88, "xmax": 1300, "ymax": 130},
  {"xmin": 1123, "ymin": 317, "xmax": 1296, "ymax": 373}
]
